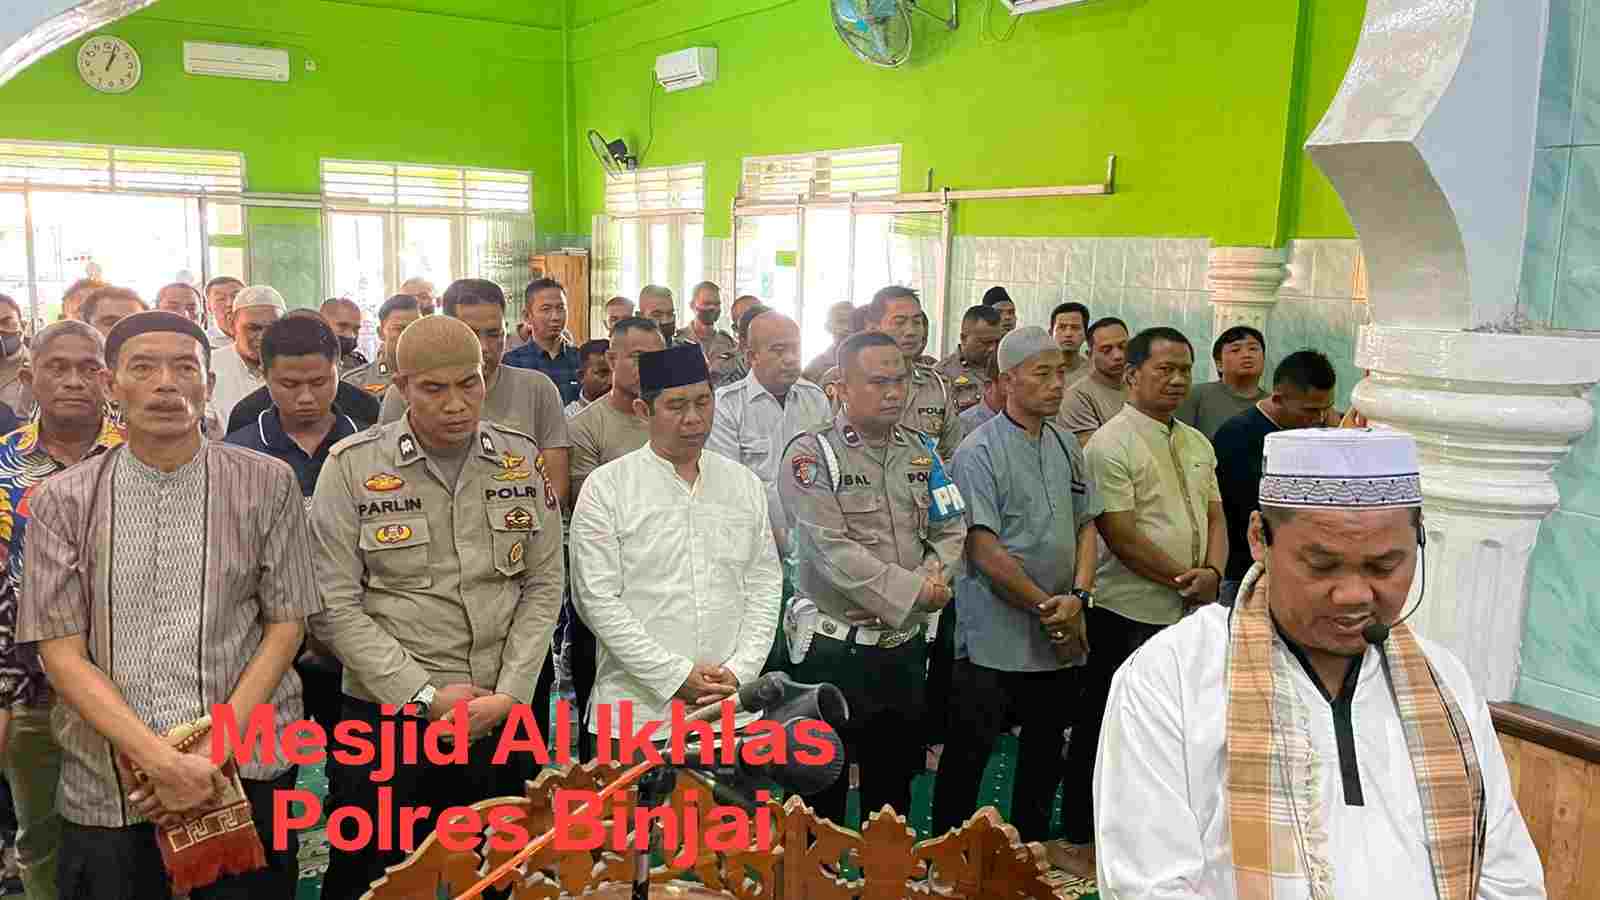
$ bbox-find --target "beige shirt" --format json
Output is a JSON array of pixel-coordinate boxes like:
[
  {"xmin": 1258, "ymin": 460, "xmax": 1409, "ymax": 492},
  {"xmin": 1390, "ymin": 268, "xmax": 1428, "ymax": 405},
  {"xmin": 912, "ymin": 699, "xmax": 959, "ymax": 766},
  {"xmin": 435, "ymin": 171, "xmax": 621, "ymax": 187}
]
[
  {"xmin": 900, "ymin": 363, "xmax": 965, "ymax": 461},
  {"xmin": 0, "ymin": 350, "xmax": 32, "ymax": 420},
  {"xmin": 1085, "ymin": 406, "xmax": 1220, "ymax": 626},
  {"xmin": 18, "ymin": 442, "xmax": 320, "ymax": 826},
  {"xmin": 569, "ymin": 394, "xmax": 650, "ymax": 503},
  {"xmin": 778, "ymin": 415, "xmax": 967, "ymax": 631},
  {"xmin": 308, "ymin": 419, "xmax": 564, "ymax": 707},
  {"xmin": 1059, "ymin": 373, "xmax": 1128, "ymax": 438},
  {"xmin": 935, "ymin": 350, "xmax": 988, "ymax": 413},
  {"xmin": 379, "ymin": 364, "xmax": 571, "ymax": 455}
]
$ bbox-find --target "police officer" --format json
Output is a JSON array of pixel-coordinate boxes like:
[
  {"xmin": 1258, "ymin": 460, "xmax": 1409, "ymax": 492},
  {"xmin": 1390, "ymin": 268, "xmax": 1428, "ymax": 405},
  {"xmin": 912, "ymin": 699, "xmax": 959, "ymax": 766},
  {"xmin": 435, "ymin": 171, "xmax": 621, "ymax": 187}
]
[
  {"xmin": 340, "ymin": 293, "xmax": 420, "ymax": 400},
  {"xmin": 778, "ymin": 331, "xmax": 966, "ymax": 828},
  {"xmin": 936, "ymin": 305, "xmax": 1003, "ymax": 413},
  {"xmin": 865, "ymin": 286, "xmax": 964, "ymax": 460},
  {"xmin": 309, "ymin": 314, "xmax": 564, "ymax": 900}
]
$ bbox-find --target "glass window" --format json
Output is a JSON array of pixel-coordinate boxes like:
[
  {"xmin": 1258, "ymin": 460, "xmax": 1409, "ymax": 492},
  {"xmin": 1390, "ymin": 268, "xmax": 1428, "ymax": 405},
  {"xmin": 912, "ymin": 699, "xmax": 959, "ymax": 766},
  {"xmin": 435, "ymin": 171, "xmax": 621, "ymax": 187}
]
[
  {"xmin": 398, "ymin": 215, "xmax": 457, "ymax": 291},
  {"xmin": 0, "ymin": 195, "xmax": 26, "ymax": 312},
  {"xmin": 30, "ymin": 192, "xmax": 203, "ymax": 322},
  {"xmin": 327, "ymin": 212, "xmax": 388, "ymax": 315},
  {"xmin": 618, "ymin": 220, "xmax": 642, "ymax": 302}
]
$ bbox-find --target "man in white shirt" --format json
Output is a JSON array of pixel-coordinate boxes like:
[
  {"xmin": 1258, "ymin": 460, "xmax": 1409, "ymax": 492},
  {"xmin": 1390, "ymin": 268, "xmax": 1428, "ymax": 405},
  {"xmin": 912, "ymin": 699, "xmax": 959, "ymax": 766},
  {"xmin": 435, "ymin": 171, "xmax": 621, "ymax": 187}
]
[
  {"xmin": 1094, "ymin": 428, "xmax": 1545, "ymax": 899},
  {"xmin": 208, "ymin": 284, "xmax": 285, "ymax": 428},
  {"xmin": 203, "ymin": 276, "xmax": 242, "ymax": 348},
  {"xmin": 570, "ymin": 343, "xmax": 781, "ymax": 758},
  {"xmin": 707, "ymin": 310, "xmax": 830, "ymax": 555}
]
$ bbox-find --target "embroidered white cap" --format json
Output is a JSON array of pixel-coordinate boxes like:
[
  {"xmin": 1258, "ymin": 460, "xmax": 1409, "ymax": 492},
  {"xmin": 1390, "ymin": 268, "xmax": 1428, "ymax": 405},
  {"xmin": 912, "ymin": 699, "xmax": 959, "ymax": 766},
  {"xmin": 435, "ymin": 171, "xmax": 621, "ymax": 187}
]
[
  {"xmin": 232, "ymin": 284, "xmax": 286, "ymax": 311},
  {"xmin": 1259, "ymin": 427, "xmax": 1422, "ymax": 509},
  {"xmin": 996, "ymin": 325, "xmax": 1058, "ymax": 372}
]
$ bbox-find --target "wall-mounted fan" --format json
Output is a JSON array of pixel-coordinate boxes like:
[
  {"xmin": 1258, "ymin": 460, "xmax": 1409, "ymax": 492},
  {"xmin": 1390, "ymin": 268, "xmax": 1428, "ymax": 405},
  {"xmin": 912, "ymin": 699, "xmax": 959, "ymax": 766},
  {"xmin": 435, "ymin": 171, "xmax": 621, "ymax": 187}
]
[
  {"xmin": 588, "ymin": 129, "xmax": 637, "ymax": 176},
  {"xmin": 831, "ymin": 0, "xmax": 956, "ymax": 69}
]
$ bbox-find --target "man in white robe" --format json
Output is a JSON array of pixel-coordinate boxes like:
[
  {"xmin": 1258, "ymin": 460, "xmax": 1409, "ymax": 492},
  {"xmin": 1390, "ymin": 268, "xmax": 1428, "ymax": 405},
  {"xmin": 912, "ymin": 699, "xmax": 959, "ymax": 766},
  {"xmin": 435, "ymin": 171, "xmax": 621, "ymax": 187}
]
[{"xmin": 1094, "ymin": 428, "xmax": 1545, "ymax": 900}]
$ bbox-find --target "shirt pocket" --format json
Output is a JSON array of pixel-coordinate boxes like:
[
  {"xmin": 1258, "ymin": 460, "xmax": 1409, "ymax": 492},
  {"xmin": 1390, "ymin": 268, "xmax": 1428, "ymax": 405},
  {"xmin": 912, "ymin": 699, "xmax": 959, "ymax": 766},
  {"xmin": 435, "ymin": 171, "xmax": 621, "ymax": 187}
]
[
  {"xmin": 838, "ymin": 491, "xmax": 882, "ymax": 544},
  {"xmin": 359, "ymin": 516, "xmax": 432, "ymax": 590},
  {"xmin": 743, "ymin": 436, "xmax": 771, "ymax": 468},
  {"xmin": 486, "ymin": 502, "xmax": 539, "ymax": 578}
]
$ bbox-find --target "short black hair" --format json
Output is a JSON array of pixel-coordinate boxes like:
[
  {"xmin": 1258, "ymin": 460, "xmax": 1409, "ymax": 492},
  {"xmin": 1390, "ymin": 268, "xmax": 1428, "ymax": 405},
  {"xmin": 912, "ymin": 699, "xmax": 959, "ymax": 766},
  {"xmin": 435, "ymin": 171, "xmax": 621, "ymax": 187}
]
[
  {"xmin": 524, "ymin": 277, "xmax": 564, "ymax": 304},
  {"xmin": 962, "ymin": 305, "xmax": 1002, "ymax": 329},
  {"xmin": 738, "ymin": 304, "xmax": 773, "ymax": 344},
  {"xmin": 203, "ymin": 276, "xmax": 243, "ymax": 294},
  {"xmin": 1086, "ymin": 316, "xmax": 1129, "ymax": 346},
  {"xmin": 1273, "ymin": 349, "xmax": 1337, "ymax": 392},
  {"xmin": 838, "ymin": 331, "xmax": 901, "ymax": 379},
  {"xmin": 159, "ymin": 282, "xmax": 202, "ymax": 302},
  {"xmin": 981, "ymin": 286, "xmax": 1014, "ymax": 308},
  {"xmin": 867, "ymin": 286, "xmax": 919, "ymax": 325},
  {"xmin": 321, "ymin": 297, "xmax": 361, "ymax": 317},
  {"xmin": 80, "ymin": 287, "xmax": 147, "ymax": 325},
  {"xmin": 378, "ymin": 293, "xmax": 420, "ymax": 324},
  {"xmin": 443, "ymin": 279, "xmax": 506, "ymax": 316},
  {"xmin": 577, "ymin": 339, "xmax": 609, "ymax": 369},
  {"xmin": 610, "ymin": 316, "xmax": 662, "ymax": 344},
  {"xmin": 1050, "ymin": 302, "xmax": 1090, "ymax": 331},
  {"xmin": 1127, "ymin": 326, "xmax": 1194, "ymax": 371},
  {"xmin": 1213, "ymin": 325, "xmax": 1265, "ymax": 362},
  {"xmin": 261, "ymin": 312, "xmax": 340, "ymax": 371},
  {"xmin": 0, "ymin": 293, "xmax": 21, "ymax": 320}
]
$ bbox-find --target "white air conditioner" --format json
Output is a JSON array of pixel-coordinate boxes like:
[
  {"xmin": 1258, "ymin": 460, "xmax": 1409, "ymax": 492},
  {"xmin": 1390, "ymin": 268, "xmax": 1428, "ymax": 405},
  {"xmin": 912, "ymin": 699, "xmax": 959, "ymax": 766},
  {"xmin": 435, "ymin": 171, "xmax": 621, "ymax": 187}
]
[
  {"xmin": 655, "ymin": 47, "xmax": 717, "ymax": 93},
  {"xmin": 1000, "ymin": 0, "xmax": 1095, "ymax": 13},
  {"xmin": 183, "ymin": 41, "xmax": 290, "ymax": 82}
]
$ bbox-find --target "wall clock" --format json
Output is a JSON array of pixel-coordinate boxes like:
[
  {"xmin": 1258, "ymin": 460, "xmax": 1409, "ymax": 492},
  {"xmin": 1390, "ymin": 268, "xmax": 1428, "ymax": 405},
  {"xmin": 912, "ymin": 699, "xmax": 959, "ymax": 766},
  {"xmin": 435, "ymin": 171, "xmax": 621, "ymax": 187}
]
[{"xmin": 77, "ymin": 35, "xmax": 141, "ymax": 94}]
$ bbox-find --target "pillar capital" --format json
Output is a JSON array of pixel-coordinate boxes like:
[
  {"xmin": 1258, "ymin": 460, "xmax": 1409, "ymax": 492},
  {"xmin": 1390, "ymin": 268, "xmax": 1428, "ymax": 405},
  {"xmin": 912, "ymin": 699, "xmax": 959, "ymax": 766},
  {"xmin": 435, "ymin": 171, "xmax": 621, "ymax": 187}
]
[{"xmin": 1205, "ymin": 246, "xmax": 1287, "ymax": 334}]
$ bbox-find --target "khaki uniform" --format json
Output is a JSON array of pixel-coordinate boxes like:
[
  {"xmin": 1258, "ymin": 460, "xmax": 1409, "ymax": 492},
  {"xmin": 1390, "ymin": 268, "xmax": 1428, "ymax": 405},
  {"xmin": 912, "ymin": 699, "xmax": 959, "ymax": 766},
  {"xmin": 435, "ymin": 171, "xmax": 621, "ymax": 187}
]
[
  {"xmin": 778, "ymin": 412, "xmax": 967, "ymax": 824},
  {"xmin": 307, "ymin": 418, "xmax": 565, "ymax": 707},
  {"xmin": 935, "ymin": 350, "xmax": 988, "ymax": 413},
  {"xmin": 340, "ymin": 357, "xmax": 396, "ymax": 402},
  {"xmin": 901, "ymin": 362, "xmax": 965, "ymax": 461},
  {"xmin": 683, "ymin": 327, "xmax": 746, "ymax": 389},
  {"xmin": 0, "ymin": 350, "xmax": 32, "ymax": 420}
]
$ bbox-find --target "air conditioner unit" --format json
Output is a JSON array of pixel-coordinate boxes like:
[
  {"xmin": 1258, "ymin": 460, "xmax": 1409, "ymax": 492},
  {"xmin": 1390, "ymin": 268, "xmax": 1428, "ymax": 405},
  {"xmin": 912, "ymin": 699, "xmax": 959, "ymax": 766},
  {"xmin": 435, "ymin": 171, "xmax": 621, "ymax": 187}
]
[
  {"xmin": 655, "ymin": 47, "xmax": 717, "ymax": 93},
  {"xmin": 183, "ymin": 41, "xmax": 290, "ymax": 82},
  {"xmin": 999, "ymin": 0, "xmax": 1095, "ymax": 13}
]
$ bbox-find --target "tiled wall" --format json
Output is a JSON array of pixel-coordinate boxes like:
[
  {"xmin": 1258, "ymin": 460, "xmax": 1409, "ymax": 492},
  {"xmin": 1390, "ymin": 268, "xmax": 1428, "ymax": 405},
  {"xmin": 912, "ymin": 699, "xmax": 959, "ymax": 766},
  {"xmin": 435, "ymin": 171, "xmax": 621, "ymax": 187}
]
[
  {"xmin": 948, "ymin": 237, "xmax": 1368, "ymax": 405},
  {"xmin": 1516, "ymin": 0, "xmax": 1600, "ymax": 726}
]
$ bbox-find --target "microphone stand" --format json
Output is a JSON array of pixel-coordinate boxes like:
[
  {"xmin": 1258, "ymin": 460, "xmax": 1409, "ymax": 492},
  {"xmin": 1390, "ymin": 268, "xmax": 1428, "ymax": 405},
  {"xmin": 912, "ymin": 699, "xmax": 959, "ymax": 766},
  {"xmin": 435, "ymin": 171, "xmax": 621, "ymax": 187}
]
[{"xmin": 631, "ymin": 767, "xmax": 678, "ymax": 900}]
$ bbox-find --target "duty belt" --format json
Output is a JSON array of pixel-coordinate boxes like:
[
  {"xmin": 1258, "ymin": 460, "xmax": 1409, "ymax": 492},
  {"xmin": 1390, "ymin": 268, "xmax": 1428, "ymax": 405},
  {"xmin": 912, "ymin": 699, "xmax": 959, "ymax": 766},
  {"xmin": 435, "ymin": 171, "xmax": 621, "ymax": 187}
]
[{"xmin": 814, "ymin": 611, "xmax": 921, "ymax": 649}]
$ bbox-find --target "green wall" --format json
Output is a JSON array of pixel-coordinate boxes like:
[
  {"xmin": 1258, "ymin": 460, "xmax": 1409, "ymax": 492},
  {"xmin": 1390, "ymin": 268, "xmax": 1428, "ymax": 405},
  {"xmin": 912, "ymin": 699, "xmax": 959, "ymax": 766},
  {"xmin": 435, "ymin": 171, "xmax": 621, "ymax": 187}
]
[
  {"xmin": 571, "ymin": 0, "xmax": 1364, "ymax": 242},
  {"xmin": 0, "ymin": 0, "xmax": 570, "ymax": 220}
]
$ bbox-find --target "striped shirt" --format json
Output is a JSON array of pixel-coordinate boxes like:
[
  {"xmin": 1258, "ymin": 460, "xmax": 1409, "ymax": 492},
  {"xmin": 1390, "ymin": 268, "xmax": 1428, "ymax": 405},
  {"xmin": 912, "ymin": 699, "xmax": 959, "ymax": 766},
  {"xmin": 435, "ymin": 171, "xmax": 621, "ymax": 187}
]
[{"xmin": 16, "ymin": 440, "xmax": 323, "ymax": 827}]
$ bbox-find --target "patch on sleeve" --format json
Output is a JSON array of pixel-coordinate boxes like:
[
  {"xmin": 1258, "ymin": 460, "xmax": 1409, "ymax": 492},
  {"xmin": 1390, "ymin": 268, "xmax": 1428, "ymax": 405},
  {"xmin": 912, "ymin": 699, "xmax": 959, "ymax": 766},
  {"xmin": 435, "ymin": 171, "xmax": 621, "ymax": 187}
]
[
  {"xmin": 364, "ymin": 473, "xmax": 404, "ymax": 492},
  {"xmin": 791, "ymin": 454, "xmax": 819, "ymax": 488}
]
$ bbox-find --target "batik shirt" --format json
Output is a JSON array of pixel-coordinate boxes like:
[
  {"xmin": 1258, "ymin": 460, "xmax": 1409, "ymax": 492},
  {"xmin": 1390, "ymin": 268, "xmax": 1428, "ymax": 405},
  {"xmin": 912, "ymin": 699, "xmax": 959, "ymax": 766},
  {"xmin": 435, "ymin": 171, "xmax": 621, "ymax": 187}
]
[{"xmin": 0, "ymin": 418, "xmax": 124, "ymax": 710}]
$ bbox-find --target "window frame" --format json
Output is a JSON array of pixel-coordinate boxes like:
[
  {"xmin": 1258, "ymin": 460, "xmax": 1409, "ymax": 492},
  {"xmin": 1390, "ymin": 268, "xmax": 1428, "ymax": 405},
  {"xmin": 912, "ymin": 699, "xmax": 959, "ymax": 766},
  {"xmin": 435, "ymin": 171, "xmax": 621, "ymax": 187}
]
[{"xmin": 598, "ymin": 163, "xmax": 708, "ymax": 326}]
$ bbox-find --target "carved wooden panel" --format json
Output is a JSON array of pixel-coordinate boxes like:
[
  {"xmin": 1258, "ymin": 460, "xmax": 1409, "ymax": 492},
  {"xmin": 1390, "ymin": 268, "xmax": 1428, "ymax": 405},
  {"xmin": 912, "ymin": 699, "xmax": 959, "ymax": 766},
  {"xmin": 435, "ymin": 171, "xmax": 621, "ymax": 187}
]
[{"xmin": 361, "ymin": 761, "xmax": 1068, "ymax": 899}]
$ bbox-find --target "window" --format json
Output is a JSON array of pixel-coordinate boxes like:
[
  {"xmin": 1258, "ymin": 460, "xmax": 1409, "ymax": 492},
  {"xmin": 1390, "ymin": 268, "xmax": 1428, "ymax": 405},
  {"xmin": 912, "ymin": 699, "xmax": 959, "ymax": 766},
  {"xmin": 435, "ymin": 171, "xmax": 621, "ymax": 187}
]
[
  {"xmin": 0, "ymin": 140, "xmax": 246, "ymax": 327},
  {"xmin": 734, "ymin": 145, "xmax": 947, "ymax": 361},
  {"xmin": 597, "ymin": 164, "xmax": 706, "ymax": 315},
  {"xmin": 320, "ymin": 159, "xmax": 533, "ymax": 318}
]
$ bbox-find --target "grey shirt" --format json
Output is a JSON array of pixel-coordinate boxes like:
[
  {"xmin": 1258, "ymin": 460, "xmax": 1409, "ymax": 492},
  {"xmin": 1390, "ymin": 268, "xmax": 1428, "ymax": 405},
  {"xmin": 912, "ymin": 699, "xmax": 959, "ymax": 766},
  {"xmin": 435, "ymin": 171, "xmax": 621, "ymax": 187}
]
[
  {"xmin": 950, "ymin": 414, "xmax": 1103, "ymax": 672},
  {"xmin": 1176, "ymin": 380, "xmax": 1267, "ymax": 441}
]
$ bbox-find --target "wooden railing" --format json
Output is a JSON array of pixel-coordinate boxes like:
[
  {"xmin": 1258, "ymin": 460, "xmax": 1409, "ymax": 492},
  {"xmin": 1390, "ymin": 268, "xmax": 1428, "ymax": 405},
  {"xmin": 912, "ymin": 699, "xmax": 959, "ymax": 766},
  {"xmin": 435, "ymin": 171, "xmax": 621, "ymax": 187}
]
[
  {"xmin": 359, "ymin": 760, "xmax": 1070, "ymax": 899},
  {"xmin": 1491, "ymin": 701, "xmax": 1600, "ymax": 899}
]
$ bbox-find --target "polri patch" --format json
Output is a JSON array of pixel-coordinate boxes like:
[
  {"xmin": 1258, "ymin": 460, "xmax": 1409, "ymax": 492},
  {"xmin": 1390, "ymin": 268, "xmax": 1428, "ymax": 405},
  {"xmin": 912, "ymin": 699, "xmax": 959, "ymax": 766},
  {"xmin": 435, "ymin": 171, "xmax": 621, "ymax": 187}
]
[
  {"xmin": 374, "ymin": 523, "xmax": 412, "ymax": 544},
  {"xmin": 504, "ymin": 506, "xmax": 533, "ymax": 530},
  {"xmin": 364, "ymin": 473, "xmax": 404, "ymax": 492},
  {"xmin": 791, "ymin": 454, "xmax": 819, "ymax": 487}
]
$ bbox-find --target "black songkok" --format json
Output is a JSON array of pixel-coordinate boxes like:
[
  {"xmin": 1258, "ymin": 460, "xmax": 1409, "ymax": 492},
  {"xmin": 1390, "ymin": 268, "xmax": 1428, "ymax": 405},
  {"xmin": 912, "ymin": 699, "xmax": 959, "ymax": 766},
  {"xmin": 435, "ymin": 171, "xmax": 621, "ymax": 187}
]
[
  {"xmin": 106, "ymin": 310, "xmax": 213, "ymax": 369},
  {"xmin": 638, "ymin": 344, "xmax": 709, "ymax": 395}
]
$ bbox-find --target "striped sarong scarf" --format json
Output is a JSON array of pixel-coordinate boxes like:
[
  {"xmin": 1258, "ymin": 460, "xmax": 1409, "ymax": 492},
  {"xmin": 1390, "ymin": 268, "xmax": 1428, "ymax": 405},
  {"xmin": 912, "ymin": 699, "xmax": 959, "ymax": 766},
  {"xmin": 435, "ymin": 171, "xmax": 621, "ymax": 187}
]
[{"xmin": 1225, "ymin": 563, "xmax": 1487, "ymax": 900}]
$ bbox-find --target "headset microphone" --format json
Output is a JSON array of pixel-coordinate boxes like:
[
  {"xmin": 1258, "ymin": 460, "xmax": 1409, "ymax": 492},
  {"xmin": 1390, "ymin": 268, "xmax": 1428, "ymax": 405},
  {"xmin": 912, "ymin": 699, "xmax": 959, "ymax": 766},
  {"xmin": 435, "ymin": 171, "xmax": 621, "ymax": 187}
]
[{"xmin": 1365, "ymin": 523, "xmax": 1427, "ymax": 645}]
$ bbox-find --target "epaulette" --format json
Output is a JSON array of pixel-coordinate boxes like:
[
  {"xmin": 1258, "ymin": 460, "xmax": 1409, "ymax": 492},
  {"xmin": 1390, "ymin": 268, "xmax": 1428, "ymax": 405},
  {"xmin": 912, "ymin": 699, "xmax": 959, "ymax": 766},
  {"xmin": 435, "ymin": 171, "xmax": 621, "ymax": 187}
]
[
  {"xmin": 328, "ymin": 424, "xmax": 384, "ymax": 457},
  {"xmin": 485, "ymin": 421, "xmax": 542, "ymax": 451}
]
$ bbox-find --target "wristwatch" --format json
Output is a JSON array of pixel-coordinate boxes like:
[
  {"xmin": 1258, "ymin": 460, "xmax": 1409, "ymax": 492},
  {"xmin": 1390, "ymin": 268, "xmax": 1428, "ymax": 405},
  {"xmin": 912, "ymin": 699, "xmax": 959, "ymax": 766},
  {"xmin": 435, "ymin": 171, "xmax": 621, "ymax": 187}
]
[
  {"xmin": 409, "ymin": 683, "xmax": 437, "ymax": 719},
  {"xmin": 1070, "ymin": 588, "xmax": 1094, "ymax": 608}
]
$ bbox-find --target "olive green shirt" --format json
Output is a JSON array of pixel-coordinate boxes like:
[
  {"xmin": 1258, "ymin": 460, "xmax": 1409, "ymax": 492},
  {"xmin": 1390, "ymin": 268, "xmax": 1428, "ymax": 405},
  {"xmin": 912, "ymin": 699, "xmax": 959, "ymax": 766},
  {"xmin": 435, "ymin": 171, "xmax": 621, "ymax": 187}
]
[
  {"xmin": 307, "ymin": 418, "xmax": 565, "ymax": 707},
  {"xmin": 1058, "ymin": 373, "xmax": 1128, "ymax": 439},
  {"xmin": 568, "ymin": 394, "xmax": 650, "ymax": 503},
  {"xmin": 1175, "ymin": 380, "xmax": 1268, "ymax": 442}
]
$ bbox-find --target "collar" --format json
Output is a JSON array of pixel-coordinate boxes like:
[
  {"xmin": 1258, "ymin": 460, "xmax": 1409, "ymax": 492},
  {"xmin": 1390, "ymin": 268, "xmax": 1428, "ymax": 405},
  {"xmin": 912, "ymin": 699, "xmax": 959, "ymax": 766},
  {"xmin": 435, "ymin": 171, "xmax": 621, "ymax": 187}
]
[
  {"xmin": 836, "ymin": 412, "xmax": 906, "ymax": 448},
  {"xmin": 392, "ymin": 420, "xmax": 502, "ymax": 467},
  {"xmin": 1124, "ymin": 404, "xmax": 1178, "ymax": 435},
  {"xmin": 258, "ymin": 409, "xmax": 358, "ymax": 455},
  {"xmin": 1254, "ymin": 400, "xmax": 1287, "ymax": 429},
  {"xmin": 528, "ymin": 338, "xmax": 573, "ymax": 360},
  {"xmin": 1271, "ymin": 614, "xmax": 1369, "ymax": 704},
  {"xmin": 16, "ymin": 416, "xmax": 124, "ymax": 461}
]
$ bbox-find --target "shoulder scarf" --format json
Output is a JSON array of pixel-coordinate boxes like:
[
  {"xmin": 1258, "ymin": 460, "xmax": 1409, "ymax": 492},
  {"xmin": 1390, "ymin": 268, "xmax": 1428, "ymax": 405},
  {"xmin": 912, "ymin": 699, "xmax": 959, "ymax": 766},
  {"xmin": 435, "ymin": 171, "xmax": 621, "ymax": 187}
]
[{"xmin": 1225, "ymin": 563, "xmax": 1487, "ymax": 900}]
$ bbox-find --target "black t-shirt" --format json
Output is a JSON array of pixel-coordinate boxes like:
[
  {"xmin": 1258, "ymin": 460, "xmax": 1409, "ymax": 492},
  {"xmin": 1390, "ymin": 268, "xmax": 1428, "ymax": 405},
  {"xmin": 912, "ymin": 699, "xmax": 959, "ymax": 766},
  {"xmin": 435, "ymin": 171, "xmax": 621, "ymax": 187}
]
[
  {"xmin": 226, "ymin": 380, "xmax": 380, "ymax": 436},
  {"xmin": 1212, "ymin": 405, "xmax": 1281, "ymax": 580}
]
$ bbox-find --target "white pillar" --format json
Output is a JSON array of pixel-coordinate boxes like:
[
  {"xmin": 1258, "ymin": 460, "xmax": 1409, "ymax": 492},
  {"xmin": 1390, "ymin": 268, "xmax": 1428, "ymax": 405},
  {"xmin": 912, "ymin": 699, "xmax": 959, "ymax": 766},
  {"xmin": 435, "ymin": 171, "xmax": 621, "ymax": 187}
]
[
  {"xmin": 1306, "ymin": 0, "xmax": 1600, "ymax": 700},
  {"xmin": 1353, "ymin": 328, "xmax": 1599, "ymax": 699},
  {"xmin": 1206, "ymin": 246, "xmax": 1287, "ymax": 335}
]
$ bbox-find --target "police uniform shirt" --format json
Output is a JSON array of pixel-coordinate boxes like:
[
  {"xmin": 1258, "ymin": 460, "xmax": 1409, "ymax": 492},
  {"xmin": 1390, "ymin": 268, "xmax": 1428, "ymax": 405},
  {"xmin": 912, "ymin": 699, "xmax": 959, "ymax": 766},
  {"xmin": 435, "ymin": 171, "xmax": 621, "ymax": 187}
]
[
  {"xmin": 378, "ymin": 365, "xmax": 572, "ymax": 462},
  {"xmin": 934, "ymin": 350, "xmax": 989, "ymax": 413},
  {"xmin": 778, "ymin": 413, "xmax": 967, "ymax": 631},
  {"xmin": 900, "ymin": 362, "xmax": 965, "ymax": 461},
  {"xmin": 706, "ymin": 370, "xmax": 832, "ymax": 535},
  {"xmin": 307, "ymin": 419, "xmax": 565, "ymax": 707},
  {"xmin": 341, "ymin": 357, "xmax": 396, "ymax": 401}
]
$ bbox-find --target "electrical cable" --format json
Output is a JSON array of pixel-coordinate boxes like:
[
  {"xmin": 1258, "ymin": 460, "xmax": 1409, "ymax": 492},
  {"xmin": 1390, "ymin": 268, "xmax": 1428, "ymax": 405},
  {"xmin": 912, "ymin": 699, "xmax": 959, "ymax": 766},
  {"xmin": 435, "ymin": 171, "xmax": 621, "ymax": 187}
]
[{"xmin": 638, "ymin": 73, "xmax": 659, "ymax": 166}]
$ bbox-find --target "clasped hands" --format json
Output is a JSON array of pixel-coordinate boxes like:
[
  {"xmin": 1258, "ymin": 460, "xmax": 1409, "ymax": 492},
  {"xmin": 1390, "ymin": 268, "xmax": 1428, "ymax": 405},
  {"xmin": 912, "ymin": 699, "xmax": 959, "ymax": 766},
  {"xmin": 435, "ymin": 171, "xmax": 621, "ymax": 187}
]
[
  {"xmin": 676, "ymin": 663, "xmax": 739, "ymax": 708},
  {"xmin": 843, "ymin": 559, "xmax": 950, "ymax": 629}
]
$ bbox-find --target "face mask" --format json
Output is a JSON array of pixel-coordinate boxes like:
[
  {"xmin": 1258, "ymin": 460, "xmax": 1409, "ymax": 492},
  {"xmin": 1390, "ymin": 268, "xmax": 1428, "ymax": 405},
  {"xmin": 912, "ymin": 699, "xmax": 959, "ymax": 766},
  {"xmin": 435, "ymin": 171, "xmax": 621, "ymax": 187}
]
[
  {"xmin": 0, "ymin": 332, "xmax": 22, "ymax": 358},
  {"xmin": 338, "ymin": 335, "xmax": 358, "ymax": 357}
]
